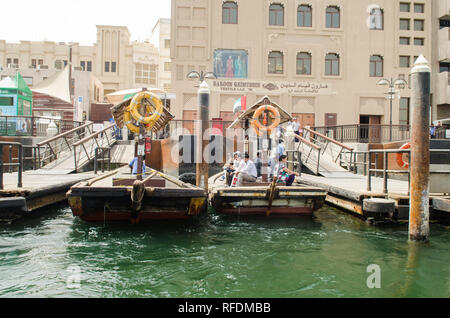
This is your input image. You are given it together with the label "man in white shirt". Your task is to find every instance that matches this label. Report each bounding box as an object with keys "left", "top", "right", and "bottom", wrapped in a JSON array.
[{"left": 235, "top": 152, "right": 257, "bottom": 186}]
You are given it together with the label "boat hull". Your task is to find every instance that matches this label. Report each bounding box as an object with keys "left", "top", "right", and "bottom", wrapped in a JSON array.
[
  {"left": 210, "top": 186, "right": 326, "bottom": 217},
  {"left": 67, "top": 186, "right": 206, "bottom": 223}
]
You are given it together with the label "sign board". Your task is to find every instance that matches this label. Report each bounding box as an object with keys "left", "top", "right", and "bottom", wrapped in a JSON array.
[
  {"left": 137, "top": 144, "right": 145, "bottom": 156},
  {"left": 78, "top": 96, "right": 83, "bottom": 103},
  {"left": 446, "top": 129, "right": 450, "bottom": 139}
]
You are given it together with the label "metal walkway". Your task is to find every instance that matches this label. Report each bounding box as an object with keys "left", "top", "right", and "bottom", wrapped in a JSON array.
[{"left": 36, "top": 122, "right": 117, "bottom": 174}]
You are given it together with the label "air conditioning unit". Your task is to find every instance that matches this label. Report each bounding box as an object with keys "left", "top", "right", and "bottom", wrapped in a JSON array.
[
  {"left": 74, "top": 66, "right": 83, "bottom": 71},
  {"left": 39, "top": 65, "right": 49, "bottom": 70},
  {"left": 8, "top": 64, "right": 19, "bottom": 69},
  {"left": 29, "top": 65, "right": 36, "bottom": 69}
]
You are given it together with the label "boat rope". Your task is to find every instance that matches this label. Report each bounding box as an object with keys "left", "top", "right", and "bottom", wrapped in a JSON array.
[{"left": 131, "top": 180, "right": 146, "bottom": 219}]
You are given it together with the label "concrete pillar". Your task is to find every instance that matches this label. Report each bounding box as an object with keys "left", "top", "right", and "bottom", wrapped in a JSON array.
[{"left": 409, "top": 55, "right": 431, "bottom": 242}]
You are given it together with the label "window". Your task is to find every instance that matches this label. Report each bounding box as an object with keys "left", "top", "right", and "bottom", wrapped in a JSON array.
[
  {"left": 176, "top": 65, "right": 184, "bottom": 81},
  {"left": 163, "top": 83, "right": 171, "bottom": 92},
  {"left": 135, "top": 63, "right": 157, "bottom": 85},
  {"left": 296, "top": 52, "right": 312, "bottom": 75},
  {"left": 6, "top": 58, "right": 11, "bottom": 65},
  {"left": 399, "top": 98, "right": 410, "bottom": 126},
  {"left": 222, "top": 1, "right": 238, "bottom": 24},
  {"left": 87, "top": 61, "right": 92, "bottom": 72},
  {"left": 369, "top": 8, "right": 383, "bottom": 30},
  {"left": 414, "top": 19, "right": 424, "bottom": 31},
  {"left": 38, "top": 59, "right": 43, "bottom": 65},
  {"left": 400, "top": 56, "right": 410, "bottom": 68},
  {"left": 105, "top": 61, "right": 110, "bottom": 72},
  {"left": 370, "top": 55, "right": 383, "bottom": 77},
  {"left": 414, "top": 3, "right": 424, "bottom": 13},
  {"left": 55, "top": 60, "right": 63, "bottom": 70},
  {"left": 164, "top": 62, "right": 171, "bottom": 72},
  {"left": 80, "top": 61, "right": 86, "bottom": 71},
  {"left": 326, "top": 6, "right": 340, "bottom": 28},
  {"left": 400, "top": 19, "right": 410, "bottom": 30},
  {"left": 414, "top": 38, "right": 424, "bottom": 46},
  {"left": 297, "top": 5, "right": 312, "bottom": 27},
  {"left": 325, "top": 53, "right": 340, "bottom": 76},
  {"left": 400, "top": 37, "right": 410, "bottom": 45},
  {"left": 164, "top": 39, "right": 170, "bottom": 49},
  {"left": 400, "top": 3, "right": 410, "bottom": 12},
  {"left": 63, "top": 60, "right": 68, "bottom": 67},
  {"left": 269, "top": 3, "right": 284, "bottom": 26},
  {"left": 31, "top": 59, "right": 37, "bottom": 66},
  {"left": 23, "top": 77, "right": 33, "bottom": 86},
  {"left": 268, "top": 51, "right": 284, "bottom": 74},
  {"left": 111, "top": 62, "right": 117, "bottom": 73}
]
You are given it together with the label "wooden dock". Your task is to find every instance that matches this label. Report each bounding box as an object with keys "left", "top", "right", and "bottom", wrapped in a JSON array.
[
  {"left": 0, "top": 170, "right": 96, "bottom": 223},
  {"left": 299, "top": 173, "right": 450, "bottom": 221}
]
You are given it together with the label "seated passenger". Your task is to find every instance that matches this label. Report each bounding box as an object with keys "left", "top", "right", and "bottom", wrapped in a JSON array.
[
  {"left": 129, "top": 155, "right": 147, "bottom": 176},
  {"left": 234, "top": 152, "right": 257, "bottom": 187},
  {"left": 277, "top": 155, "right": 299, "bottom": 186}
]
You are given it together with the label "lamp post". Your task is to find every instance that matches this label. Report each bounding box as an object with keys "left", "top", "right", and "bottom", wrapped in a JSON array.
[
  {"left": 186, "top": 71, "right": 216, "bottom": 192},
  {"left": 377, "top": 78, "right": 408, "bottom": 142}
]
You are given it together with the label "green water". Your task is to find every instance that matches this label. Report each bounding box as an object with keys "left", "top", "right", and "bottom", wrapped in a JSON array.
[{"left": 0, "top": 204, "right": 449, "bottom": 298}]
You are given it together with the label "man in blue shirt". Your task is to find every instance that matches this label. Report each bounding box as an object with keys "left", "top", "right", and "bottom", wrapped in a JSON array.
[{"left": 129, "top": 155, "right": 147, "bottom": 176}]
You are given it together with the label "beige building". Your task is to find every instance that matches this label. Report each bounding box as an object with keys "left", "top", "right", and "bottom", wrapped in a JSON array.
[
  {"left": 171, "top": 0, "right": 437, "bottom": 128},
  {"left": 433, "top": 0, "right": 450, "bottom": 121},
  {"left": 150, "top": 18, "right": 172, "bottom": 92},
  {"left": 0, "top": 24, "right": 172, "bottom": 107}
]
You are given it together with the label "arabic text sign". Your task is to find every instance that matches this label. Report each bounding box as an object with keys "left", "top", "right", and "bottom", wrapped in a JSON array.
[{"left": 212, "top": 80, "right": 332, "bottom": 95}]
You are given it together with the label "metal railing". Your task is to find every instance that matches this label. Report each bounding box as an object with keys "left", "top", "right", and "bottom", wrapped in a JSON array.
[
  {"left": 351, "top": 148, "right": 450, "bottom": 195},
  {"left": 293, "top": 133, "right": 322, "bottom": 175},
  {"left": 73, "top": 123, "right": 117, "bottom": 173},
  {"left": 36, "top": 122, "right": 94, "bottom": 168},
  {"left": 303, "top": 127, "right": 354, "bottom": 171},
  {"left": 0, "top": 115, "right": 83, "bottom": 137},
  {"left": 312, "top": 124, "right": 411, "bottom": 144},
  {"left": 93, "top": 147, "right": 112, "bottom": 174},
  {"left": 0, "top": 142, "right": 23, "bottom": 189}
]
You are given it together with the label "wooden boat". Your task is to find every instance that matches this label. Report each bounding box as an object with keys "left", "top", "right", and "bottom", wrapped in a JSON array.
[
  {"left": 67, "top": 166, "right": 206, "bottom": 223},
  {"left": 209, "top": 96, "right": 327, "bottom": 216},
  {"left": 209, "top": 173, "right": 326, "bottom": 216},
  {"left": 67, "top": 90, "right": 207, "bottom": 223}
]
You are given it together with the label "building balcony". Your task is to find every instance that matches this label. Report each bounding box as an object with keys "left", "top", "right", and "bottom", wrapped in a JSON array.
[
  {"left": 435, "top": 71, "right": 450, "bottom": 105},
  {"left": 438, "top": 27, "right": 450, "bottom": 62},
  {"left": 439, "top": 0, "right": 450, "bottom": 19}
]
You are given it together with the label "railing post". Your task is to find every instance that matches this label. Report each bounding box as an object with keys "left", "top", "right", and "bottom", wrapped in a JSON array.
[
  {"left": 37, "top": 146, "right": 41, "bottom": 169},
  {"left": 74, "top": 145, "right": 78, "bottom": 173},
  {"left": 8, "top": 145, "right": 12, "bottom": 173},
  {"left": 383, "top": 152, "right": 388, "bottom": 194},
  {"left": 366, "top": 152, "right": 371, "bottom": 192},
  {"left": 0, "top": 145, "right": 3, "bottom": 190},
  {"left": 94, "top": 148, "right": 98, "bottom": 174},
  {"left": 18, "top": 145, "right": 23, "bottom": 188},
  {"left": 363, "top": 152, "right": 367, "bottom": 176}
]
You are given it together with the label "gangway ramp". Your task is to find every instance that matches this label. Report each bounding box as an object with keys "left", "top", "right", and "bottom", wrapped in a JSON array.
[
  {"left": 36, "top": 122, "right": 117, "bottom": 174},
  {"left": 293, "top": 128, "right": 354, "bottom": 177}
]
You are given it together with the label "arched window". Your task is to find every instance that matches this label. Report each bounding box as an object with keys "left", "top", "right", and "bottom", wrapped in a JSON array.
[
  {"left": 223, "top": 1, "right": 238, "bottom": 24},
  {"left": 269, "top": 3, "right": 284, "bottom": 26},
  {"left": 297, "top": 5, "right": 312, "bottom": 27},
  {"left": 268, "top": 51, "right": 284, "bottom": 74},
  {"left": 370, "top": 55, "right": 383, "bottom": 77},
  {"left": 369, "top": 8, "right": 383, "bottom": 30},
  {"left": 325, "top": 53, "right": 339, "bottom": 76},
  {"left": 296, "top": 52, "right": 312, "bottom": 75},
  {"left": 326, "top": 6, "right": 340, "bottom": 28}
]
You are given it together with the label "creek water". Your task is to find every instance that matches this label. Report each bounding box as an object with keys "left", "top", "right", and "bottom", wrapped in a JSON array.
[{"left": 0, "top": 204, "right": 449, "bottom": 298}]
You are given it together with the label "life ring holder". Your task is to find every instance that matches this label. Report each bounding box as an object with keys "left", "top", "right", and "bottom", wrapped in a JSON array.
[
  {"left": 129, "top": 92, "right": 163, "bottom": 126},
  {"left": 396, "top": 142, "right": 411, "bottom": 169},
  {"left": 124, "top": 106, "right": 153, "bottom": 134},
  {"left": 251, "top": 105, "right": 281, "bottom": 137}
]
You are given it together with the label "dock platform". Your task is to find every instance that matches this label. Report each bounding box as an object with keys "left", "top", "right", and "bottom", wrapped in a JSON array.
[
  {"left": 299, "top": 173, "right": 450, "bottom": 221},
  {"left": 0, "top": 170, "right": 96, "bottom": 223}
]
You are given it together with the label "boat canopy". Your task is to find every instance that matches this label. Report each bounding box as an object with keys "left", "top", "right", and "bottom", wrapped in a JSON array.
[
  {"left": 110, "top": 90, "right": 174, "bottom": 132},
  {"left": 228, "top": 96, "right": 293, "bottom": 129}
]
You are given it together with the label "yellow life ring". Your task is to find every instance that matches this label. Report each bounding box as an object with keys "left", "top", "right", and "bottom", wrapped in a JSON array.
[
  {"left": 130, "top": 91, "right": 163, "bottom": 126},
  {"left": 124, "top": 106, "right": 152, "bottom": 134},
  {"left": 251, "top": 105, "right": 281, "bottom": 137}
]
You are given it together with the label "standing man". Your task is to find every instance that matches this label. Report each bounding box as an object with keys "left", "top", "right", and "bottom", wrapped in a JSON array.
[{"left": 235, "top": 153, "right": 258, "bottom": 186}]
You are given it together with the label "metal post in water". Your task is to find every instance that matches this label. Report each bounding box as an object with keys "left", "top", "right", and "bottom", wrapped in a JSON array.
[
  {"left": 196, "top": 81, "right": 210, "bottom": 194},
  {"left": 408, "top": 55, "right": 431, "bottom": 242}
]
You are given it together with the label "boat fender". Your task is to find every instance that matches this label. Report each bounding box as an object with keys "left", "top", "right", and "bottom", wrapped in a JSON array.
[
  {"left": 131, "top": 180, "right": 146, "bottom": 219},
  {"left": 396, "top": 142, "right": 411, "bottom": 169}
]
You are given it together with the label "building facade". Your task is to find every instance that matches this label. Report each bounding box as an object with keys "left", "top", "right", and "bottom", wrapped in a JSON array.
[{"left": 171, "top": 0, "right": 436, "bottom": 128}]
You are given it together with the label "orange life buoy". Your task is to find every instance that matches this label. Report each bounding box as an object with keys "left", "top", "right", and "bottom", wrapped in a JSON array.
[
  {"left": 251, "top": 105, "right": 281, "bottom": 137},
  {"left": 396, "top": 142, "right": 411, "bottom": 169}
]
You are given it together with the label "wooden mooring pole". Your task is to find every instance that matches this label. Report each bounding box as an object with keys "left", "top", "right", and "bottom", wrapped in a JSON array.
[
  {"left": 409, "top": 55, "right": 431, "bottom": 242},
  {"left": 196, "top": 81, "right": 210, "bottom": 194}
]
